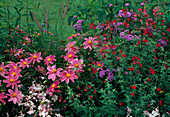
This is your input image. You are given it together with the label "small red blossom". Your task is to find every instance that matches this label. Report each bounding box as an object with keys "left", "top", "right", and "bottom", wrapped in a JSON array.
[
  {"left": 129, "top": 67, "right": 131, "bottom": 71},
  {"left": 159, "top": 100, "right": 162, "bottom": 105},
  {"left": 131, "top": 85, "right": 136, "bottom": 89},
  {"left": 113, "top": 51, "right": 115, "bottom": 54},
  {"left": 84, "top": 87, "right": 87, "bottom": 91},
  {"left": 88, "top": 85, "right": 92, "bottom": 88},
  {"left": 122, "top": 54, "right": 126, "bottom": 57},
  {"left": 132, "top": 67, "right": 135, "bottom": 71},
  {"left": 94, "top": 90, "right": 96, "bottom": 93},
  {"left": 90, "top": 95, "right": 93, "bottom": 99},
  {"left": 150, "top": 68, "right": 155, "bottom": 75},
  {"left": 120, "top": 102, "right": 123, "bottom": 106},
  {"left": 157, "top": 88, "right": 161, "bottom": 92},
  {"left": 131, "top": 92, "right": 134, "bottom": 96},
  {"left": 148, "top": 77, "right": 151, "bottom": 81}
]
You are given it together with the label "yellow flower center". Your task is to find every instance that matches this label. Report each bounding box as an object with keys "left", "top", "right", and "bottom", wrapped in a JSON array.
[
  {"left": 52, "top": 69, "right": 57, "bottom": 73},
  {"left": 14, "top": 66, "right": 17, "bottom": 69},
  {"left": 12, "top": 72, "right": 16, "bottom": 76},
  {"left": 23, "top": 62, "right": 27, "bottom": 65},
  {"left": 47, "top": 58, "right": 51, "bottom": 62},
  {"left": 58, "top": 86, "right": 61, "bottom": 88},
  {"left": 134, "top": 15, "right": 137, "bottom": 18},
  {"left": 33, "top": 55, "right": 37, "bottom": 59},
  {"left": 18, "top": 51, "right": 21, "bottom": 53},
  {"left": 10, "top": 79, "right": 14, "bottom": 83},
  {"left": 12, "top": 93, "right": 17, "bottom": 97},
  {"left": 88, "top": 40, "right": 92, "bottom": 44},
  {"left": 0, "top": 67, "right": 3, "bottom": 72},
  {"left": 75, "top": 64, "right": 79, "bottom": 68},
  {"left": 98, "top": 64, "right": 101, "bottom": 67},
  {"left": 71, "top": 34, "right": 75, "bottom": 37},
  {"left": 68, "top": 54, "right": 72, "bottom": 58},
  {"left": 105, "top": 45, "right": 109, "bottom": 47},
  {"left": 52, "top": 84, "right": 55, "bottom": 88},
  {"left": 66, "top": 73, "right": 71, "bottom": 78},
  {"left": 70, "top": 45, "right": 74, "bottom": 48}
]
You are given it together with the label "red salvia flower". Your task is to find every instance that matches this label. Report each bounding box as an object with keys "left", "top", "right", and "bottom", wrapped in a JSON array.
[
  {"left": 129, "top": 67, "right": 131, "bottom": 71},
  {"left": 131, "top": 92, "right": 134, "bottom": 96},
  {"left": 159, "top": 100, "right": 162, "bottom": 105},
  {"left": 150, "top": 68, "right": 155, "bottom": 75},
  {"left": 122, "top": 54, "right": 126, "bottom": 57},
  {"left": 90, "top": 95, "right": 93, "bottom": 99},
  {"left": 157, "top": 88, "right": 161, "bottom": 92},
  {"left": 113, "top": 51, "right": 115, "bottom": 54},
  {"left": 120, "top": 102, "right": 123, "bottom": 106},
  {"left": 132, "top": 66, "right": 135, "bottom": 71},
  {"left": 148, "top": 77, "right": 151, "bottom": 81}
]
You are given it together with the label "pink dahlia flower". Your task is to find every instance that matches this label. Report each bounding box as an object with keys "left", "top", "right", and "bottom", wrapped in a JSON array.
[
  {"left": 64, "top": 51, "right": 77, "bottom": 62},
  {"left": 8, "top": 68, "right": 22, "bottom": 79},
  {"left": 59, "top": 69, "right": 78, "bottom": 84},
  {"left": 0, "top": 92, "right": 7, "bottom": 104},
  {"left": 65, "top": 41, "right": 76, "bottom": 52},
  {"left": 6, "top": 88, "right": 23, "bottom": 104},
  {"left": 3, "top": 76, "right": 20, "bottom": 89},
  {"left": 44, "top": 55, "right": 56, "bottom": 66},
  {"left": 47, "top": 65, "right": 63, "bottom": 81},
  {"left": 68, "top": 59, "right": 84, "bottom": 69},
  {"left": 49, "top": 80, "right": 60, "bottom": 92},
  {"left": 83, "top": 37, "right": 97, "bottom": 50},
  {"left": 19, "top": 58, "right": 31, "bottom": 69},
  {"left": 15, "top": 48, "right": 25, "bottom": 56},
  {"left": 96, "top": 61, "right": 104, "bottom": 70},
  {"left": 0, "top": 62, "right": 7, "bottom": 77},
  {"left": 29, "top": 52, "right": 42, "bottom": 64}
]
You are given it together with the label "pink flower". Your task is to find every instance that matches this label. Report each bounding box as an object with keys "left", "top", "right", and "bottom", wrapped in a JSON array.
[
  {"left": 96, "top": 61, "right": 104, "bottom": 70},
  {"left": 65, "top": 41, "right": 76, "bottom": 52},
  {"left": 0, "top": 92, "right": 7, "bottom": 104},
  {"left": 49, "top": 80, "right": 60, "bottom": 92},
  {"left": 3, "top": 76, "right": 20, "bottom": 89},
  {"left": 6, "top": 88, "right": 23, "bottom": 104},
  {"left": 35, "top": 65, "right": 46, "bottom": 75},
  {"left": 64, "top": 51, "right": 77, "bottom": 62},
  {"left": 7, "top": 62, "right": 21, "bottom": 71},
  {"left": 29, "top": 52, "right": 42, "bottom": 64},
  {"left": 19, "top": 58, "right": 31, "bottom": 69},
  {"left": 83, "top": 37, "right": 97, "bottom": 50},
  {"left": 44, "top": 55, "right": 56, "bottom": 66},
  {"left": 68, "top": 59, "right": 84, "bottom": 69},
  {"left": 59, "top": 69, "right": 78, "bottom": 84},
  {"left": 47, "top": 65, "right": 63, "bottom": 81},
  {"left": 0, "top": 62, "right": 7, "bottom": 77},
  {"left": 0, "top": 80, "right": 1, "bottom": 86},
  {"left": 8, "top": 68, "right": 22, "bottom": 79},
  {"left": 15, "top": 48, "right": 25, "bottom": 56}
]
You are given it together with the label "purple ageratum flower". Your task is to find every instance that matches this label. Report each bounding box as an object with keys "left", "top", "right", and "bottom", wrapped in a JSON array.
[
  {"left": 77, "top": 20, "right": 84, "bottom": 24},
  {"left": 117, "top": 22, "right": 123, "bottom": 26},
  {"left": 77, "top": 24, "right": 82, "bottom": 31},
  {"left": 159, "top": 39, "right": 167, "bottom": 47},
  {"left": 118, "top": 10, "right": 124, "bottom": 17},
  {"left": 126, "top": 12, "right": 131, "bottom": 17},
  {"left": 99, "top": 70, "right": 106, "bottom": 78},
  {"left": 97, "top": 23, "right": 104, "bottom": 30},
  {"left": 108, "top": 72, "right": 114, "bottom": 81},
  {"left": 126, "top": 34, "right": 134, "bottom": 41},
  {"left": 125, "top": 72, "right": 128, "bottom": 75},
  {"left": 74, "top": 16, "right": 77, "bottom": 19},
  {"left": 125, "top": 3, "right": 129, "bottom": 6},
  {"left": 120, "top": 32, "right": 125, "bottom": 39},
  {"left": 140, "top": 3, "right": 144, "bottom": 6},
  {"left": 109, "top": 4, "right": 113, "bottom": 7}
]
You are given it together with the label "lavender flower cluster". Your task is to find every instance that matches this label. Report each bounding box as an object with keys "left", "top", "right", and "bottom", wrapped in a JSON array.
[
  {"left": 120, "top": 30, "right": 140, "bottom": 41},
  {"left": 73, "top": 20, "right": 84, "bottom": 31},
  {"left": 99, "top": 68, "right": 118, "bottom": 81},
  {"left": 158, "top": 39, "right": 167, "bottom": 47}
]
